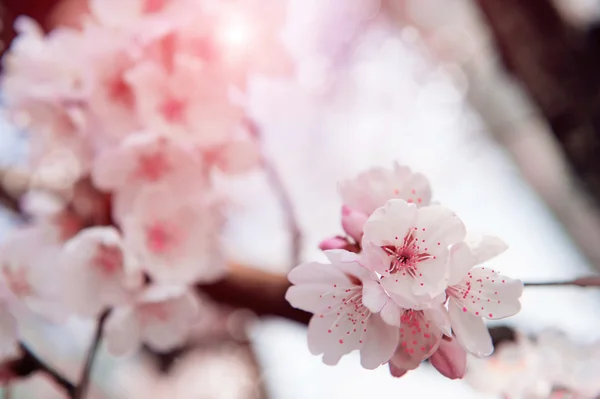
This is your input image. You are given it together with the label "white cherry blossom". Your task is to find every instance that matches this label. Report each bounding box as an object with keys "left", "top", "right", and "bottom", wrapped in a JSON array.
[
  {"left": 122, "top": 185, "right": 226, "bottom": 284},
  {"left": 338, "top": 162, "right": 432, "bottom": 217},
  {"left": 59, "top": 227, "right": 144, "bottom": 317},
  {"left": 286, "top": 250, "right": 399, "bottom": 369},
  {"left": 104, "top": 285, "right": 200, "bottom": 356},
  {"left": 446, "top": 237, "right": 523, "bottom": 357},
  {"left": 361, "top": 199, "right": 466, "bottom": 305}
]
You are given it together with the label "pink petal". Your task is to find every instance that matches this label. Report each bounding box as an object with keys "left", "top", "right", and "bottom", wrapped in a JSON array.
[
  {"left": 318, "top": 237, "right": 348, "bottom": 251},
  {"left": 467, "top": 234, "right": 509, "bottom": 264},
  {"left": 361, "top": 280, "right": 388, "bottom": 313},
  {"left": 341, "top": 205, "right": 368, "bottom": 242},
  {"left": 447, "top": 242, "right": 476, "bottom": 286},
  {"left": 430, "top": 338, "right": 467, "bottom": 379},
  {"left": 105, "top": 307, "right": 141, "bottom": 356},
  {"left": 360, "top": 314, "right": 399, "bottom": 369}
]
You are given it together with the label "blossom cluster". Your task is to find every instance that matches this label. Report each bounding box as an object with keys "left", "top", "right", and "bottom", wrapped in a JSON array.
[
  {"left": 466, "top": 330, "right": 600, "bottom": 399},
  {"left": 0, "top": 0, "right": 288, "bottom": 359},
  {"left": 286, "top": 163, "right": 524, "bottom": 378}
]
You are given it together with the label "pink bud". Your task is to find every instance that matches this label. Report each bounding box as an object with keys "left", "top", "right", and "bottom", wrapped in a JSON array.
[
  {"left": 430, "top": 337, "right": 466, "bottom": 380},
  {"left": 341, "top": 205, "right": 368, "bottom": 242},
  {"left": 388, "top": 362, "right": 408, "bottom": 378},
  {"left": 318, "top": 236, "right": 349, "bottom": 251}
]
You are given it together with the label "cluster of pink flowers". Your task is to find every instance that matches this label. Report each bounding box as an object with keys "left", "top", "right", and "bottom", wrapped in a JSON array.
[
  {"left": 0, "top": 0, "right": 288, "bottom": 360},
  {"left": 467, "top": 330, "right": 600, "bottom": 398},
  {"left": 286, "top": 163, "right": 524, "bottom": 378}
]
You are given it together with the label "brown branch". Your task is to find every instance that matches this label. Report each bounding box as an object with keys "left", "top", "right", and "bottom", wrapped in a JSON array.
[
  {"left": 73, "top": 309, "right": 109, "bottom": 399},
  {"left": 472, "top": 0, "right": 600, "bottom": 206},
  {"left": 245, "top": 118, "right": 303, "bottom": 269},
  {"left": 4, "top": 343, "right": 75, "bottom": 397}
]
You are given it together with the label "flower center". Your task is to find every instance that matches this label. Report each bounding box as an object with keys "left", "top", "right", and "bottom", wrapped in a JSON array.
[
  {"left": 145, "top": 222, "right": 176, "bottom": 254},
  {"left": 134, "top": 151, "right": 171, "bottom": 182},
  {"left": 92, "top": 244, "right": 123, "bottom": 276},
  {"left": 381, "top": 232, "right": 431, "bottom": 277},
  {"left": 160, "top": 97, "right": 186, "bottom": 123}
]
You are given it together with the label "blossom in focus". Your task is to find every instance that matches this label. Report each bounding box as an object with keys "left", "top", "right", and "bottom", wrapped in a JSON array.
[
  {"left": 286, "top": 250, "right": 399, "bottom": 369},
  {"left": 122, "top": 185, "right": 226, "bottom": 284},
  {"left": 59, "top": 227, "right": 144, "bottom": 317},
  {"left": 446, "top": 237, "right": 523, "bottom": 357},
  {"left": 104, "top": 285, "right": 199, "bottom": 356},
  {"left": 361, "top": 199, "right": 466, "bottom": 305},
  {"left": 379, "top": 292, "right": 451, "bottom": 372}
]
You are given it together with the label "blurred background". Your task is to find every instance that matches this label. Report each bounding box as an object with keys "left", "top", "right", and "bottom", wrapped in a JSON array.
[{"left": 2, "top": 0, "right": 600, "bottom": 398}]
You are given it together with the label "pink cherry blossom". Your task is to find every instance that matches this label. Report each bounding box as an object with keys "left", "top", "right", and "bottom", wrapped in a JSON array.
[
  {"left": 125, "top": 54, "right": 243, "bottom": 147},
  {"left": 122, "top": 185, "right": 226, "bottom": 284},
  {"left": 361, "top": 199, "right": 466, "bottom": 305},
  {"left": 286, "top": 250, "right": 399, "bottom": 369},
  {"left": 91, "top": 131, "right": 206, "bottom": 221},
  {"left": 59, "top": 227, "right": 144, "bottom": 317},
  {"left": 104, "top": 285, "right": 200, "bottom": 356},
  {"left": 446, "top": 237, "right": 523, "bottom": 357},
  {"left": 0, "top": 227, "right": 67, "bottom": 323},
  {"left": 338, "top": 162, "right": 432, "bottom": 217},
  {"left": 378, "top": 293, "right": 451, "bottom": 372}
]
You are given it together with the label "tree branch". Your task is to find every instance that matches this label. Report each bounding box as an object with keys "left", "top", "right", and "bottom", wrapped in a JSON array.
[
  {"left": 472, "top": 0, "right": 600, "bottom": 206},
  {"left": 73, "top": 309, "right": 109, "bottom": 399},
  {"left": 245, "top": 118, "right": 303, "bottom": 269},
  {"left": 4, "top": 343, "right": 75, "bottom": 397}
]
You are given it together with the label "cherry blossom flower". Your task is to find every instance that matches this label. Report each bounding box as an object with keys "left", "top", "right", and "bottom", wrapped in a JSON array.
[
  {"left": 122, "top": 185, "right": 226, "bottom": 284},
  {"left": 125, "top": 54, "right": 243, "bottom": 147},
  {"left": 0, "top": 227, "right": 67, "bottom": 323},
  {"left": 446, "top": 237, "right": 522, "bottom": 357},
  {"left": 361, "top": 199, "right": 466, "bottom": 305},
  {"left": 378, "top": 293, "right": 451, "bottom": 372},
  {"left": 465, "top": 333, "right": 553, "bottom": 398},
  {"left": 338, "top": 162, "right": 432, "bottom": 217},
  {"left": 59, "top": 227, "right": 144, "bottom": 317},
  {"left": 429, "top": 337, "right": 467, "bottom": 380},
  {"left": 91, "top": 131, "right": 206, "bottom": 220},
  {"left": 104, "top": 285, "right": 200, "bottom": 356},
  {"left": 286, "top": 250, "right": 399, "bottom": 369}
]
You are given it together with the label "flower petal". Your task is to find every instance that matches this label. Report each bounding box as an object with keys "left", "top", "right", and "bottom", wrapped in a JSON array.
[
  {"left": 466, "top": 234, "right": 508, "bottom": 264},
  {"left": 459, "top": 267, "right": 523, "bottom": 320},
  {"left": 361, "top": 280, "right": 388, "bottom": 313},
  {"left": 448, "top": 242, "right": 476, "bottom": 286},
  {"left": 429, "top": 337, "right": 467, "bottom": 380},
  {"left": 448, "top": 299, "right": 493, "bottom": 357},
  {"left": 307, "top": 312, "right": 361, "bottom": 365},
  {"left": 105, "top": 307, "right": 141, "bottom": 356},
  {"left": 360, "top": 314, "right": 399, "bottom": 369}
]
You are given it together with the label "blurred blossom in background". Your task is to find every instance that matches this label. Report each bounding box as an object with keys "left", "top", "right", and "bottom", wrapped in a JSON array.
[{"left": 1, "top": 0, "right": 600, "bottom": 398}]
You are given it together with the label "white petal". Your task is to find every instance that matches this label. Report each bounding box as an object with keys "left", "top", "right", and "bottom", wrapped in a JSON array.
[
  {"left": 380, "top": 299, "right": 402, "bottom": 327},
  {"left": 362, "top": 199, "right": 417, "bottom": 248},
  {"left": 459, "top": 267, "right": 523, "bottom": 319},
  {"left": 361, "top": 280, "right": 388, "bottom": 313},
  {"left": 423, "top": 305, "right": 452, "bottom": 337},
  {"left": 448, "top": 242, "right": 476, "bottom": 286},
  {"left": 466, "top": 234, "right": 509, "bottom": 264},
  {"left": 287, "top": 261, "right": 349, "bottom": 286},
  {"left": 285, "top": 284, "right": 341, "bottom": 313},
  {"left": 105, "top": 307, "right": 141, "bottom": 357},
  {"left": 360, "top": 314, "right": 399, "bottom": 369},
  {"left": 307, "top": 312, "right": 360, "bottom": 365},
  {"left": 448, "top": 300, "right": 493, "bottom": 357},
  {"left": 413, "top": 205, "right": 466, "bottom": 249}
]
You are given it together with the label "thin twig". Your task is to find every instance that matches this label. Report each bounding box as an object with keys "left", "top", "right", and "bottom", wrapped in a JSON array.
[
  {"left": 524, "top": 275, "right": 600, "bottom": 287},
  {"left": 7, "top": 343, "right": 75, "bottom": 397},
  {"left": 245, "top": 118, "right": 303, "bottom": 268},
  {"left": 73, "top": 309, "right": 110, "bottom": 399}
]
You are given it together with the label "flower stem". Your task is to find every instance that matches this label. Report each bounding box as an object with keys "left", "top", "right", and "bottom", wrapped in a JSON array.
[
  {"left": 245, "top": 118, "right": 303, "bottom": 268},
  {"left": 73, "top": 309, "right": 110, "bottom": 399}
]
